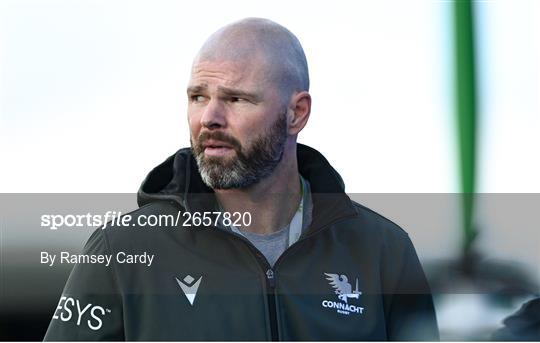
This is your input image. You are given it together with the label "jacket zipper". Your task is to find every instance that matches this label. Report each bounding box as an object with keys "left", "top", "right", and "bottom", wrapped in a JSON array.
[{"left": 265, "top": 269, "right": 279, "bottom": 341}]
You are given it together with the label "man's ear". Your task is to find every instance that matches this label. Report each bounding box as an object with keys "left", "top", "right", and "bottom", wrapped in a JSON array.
[{"left": 287, "top": 91, "right": 311, "bottom": 135}]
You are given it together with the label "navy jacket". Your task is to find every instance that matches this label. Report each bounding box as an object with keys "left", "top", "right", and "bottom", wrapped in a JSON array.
[{"left": 44, "top": 144, "right": 439, "bottom": 341}]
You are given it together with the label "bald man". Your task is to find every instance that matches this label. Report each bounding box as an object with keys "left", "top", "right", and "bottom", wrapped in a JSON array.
[{"left": 44, "top": 18, "right": 439, "bottom": 341}]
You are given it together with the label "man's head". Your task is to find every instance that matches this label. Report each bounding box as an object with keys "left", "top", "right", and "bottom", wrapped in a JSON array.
[{"left": 188, "top": 18, "right": 311, "bottom": 189}]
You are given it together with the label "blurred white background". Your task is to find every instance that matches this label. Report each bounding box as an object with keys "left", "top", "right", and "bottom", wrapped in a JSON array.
[
  {"left": 1, "top": 0, "right": 456, "bottom": 193},
  {"left": 1, "top": 1, "right": 538, "bottom": 194}
]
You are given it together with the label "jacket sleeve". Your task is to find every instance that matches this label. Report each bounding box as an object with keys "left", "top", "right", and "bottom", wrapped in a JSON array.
[
  {"left": 383, "top": 234, "right": 439, "bottom": 341},
  {"left": 43, "top": 229, "right": 124, "bottom": 341}
]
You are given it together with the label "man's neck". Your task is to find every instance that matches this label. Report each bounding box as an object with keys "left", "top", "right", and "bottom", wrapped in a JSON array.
[{"left": 214, "top": 149, "right": 301, "bottom": 235}]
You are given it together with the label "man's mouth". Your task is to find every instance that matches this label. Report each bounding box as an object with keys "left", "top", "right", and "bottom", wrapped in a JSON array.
[{"left": 202, "top": 140, "right": 234, "bottom": 157}]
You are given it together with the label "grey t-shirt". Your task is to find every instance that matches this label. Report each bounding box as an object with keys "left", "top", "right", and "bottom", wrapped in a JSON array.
[
  {"left": 240, "top": 226, "right": 290, "bottom": 266},
  {"left": 221, "top": 176, "right": 313, "bottom": 267}
]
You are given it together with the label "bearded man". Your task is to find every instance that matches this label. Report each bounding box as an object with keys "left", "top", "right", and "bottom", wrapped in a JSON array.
[{"left": 45, "top": 18, "right": 439, "bottom": 341}]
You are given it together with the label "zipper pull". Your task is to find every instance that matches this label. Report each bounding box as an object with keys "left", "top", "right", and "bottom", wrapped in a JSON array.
[{"left": 266, "top": 269, "right": 276, "bottom": 288}]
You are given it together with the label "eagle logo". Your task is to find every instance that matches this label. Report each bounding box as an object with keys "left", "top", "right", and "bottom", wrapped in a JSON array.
[{"left": 324, "top": 273, "right": 362, "bottom": 303}]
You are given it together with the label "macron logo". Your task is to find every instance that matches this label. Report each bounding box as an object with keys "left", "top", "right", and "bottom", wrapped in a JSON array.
[{"left": 175, "top": 275, "right": 202, "bottom": 306}]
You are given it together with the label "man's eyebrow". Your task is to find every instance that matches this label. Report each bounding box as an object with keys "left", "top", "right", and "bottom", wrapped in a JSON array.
[
  {"left": 187, "top": 85, "right": 208, "bottom": 94},
  {"left": 217, "top": 86, "right": 262, "bottom": 102}
]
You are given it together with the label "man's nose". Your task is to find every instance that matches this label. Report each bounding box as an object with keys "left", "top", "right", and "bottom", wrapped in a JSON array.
[{"left": 200, "top": 99, "right": 226, "bottom": 129}]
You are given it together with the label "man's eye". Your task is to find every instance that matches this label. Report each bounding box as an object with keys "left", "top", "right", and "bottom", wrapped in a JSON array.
[
  {"left": 230, "top": 97, "right": 245, "bottom": 103},
  {"left": 190, "top": 95, "right": 206, "bottom": 102}
]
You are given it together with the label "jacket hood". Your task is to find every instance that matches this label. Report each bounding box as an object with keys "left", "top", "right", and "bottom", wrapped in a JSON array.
[{"left": 137, "top": 144, "right": 355, "bottom": 230}]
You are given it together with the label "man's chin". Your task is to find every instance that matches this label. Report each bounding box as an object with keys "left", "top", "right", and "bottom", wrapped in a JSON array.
[
  {"left": 202, "top": 154, "right": 236, "bottom": 166},
  {"left": 199, "top": 155, "right": 239, "bottom": 176}
]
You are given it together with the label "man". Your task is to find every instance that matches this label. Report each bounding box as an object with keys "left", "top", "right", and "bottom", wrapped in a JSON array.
[
  {"left": 45, "top": 18, "right": 439, "bottom": 340},
  {"left": 492, "top": 297, "right": 540, "bottom": 341}
]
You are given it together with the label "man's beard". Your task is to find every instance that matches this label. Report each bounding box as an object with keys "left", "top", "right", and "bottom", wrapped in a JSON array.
[{"left": 191, "top": 111, "right": 288, "bottom": 189}]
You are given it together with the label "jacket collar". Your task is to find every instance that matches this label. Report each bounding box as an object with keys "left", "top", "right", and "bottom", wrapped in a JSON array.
[{"left": 138, "top": 144, "right": 356, "bottom": 233}]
